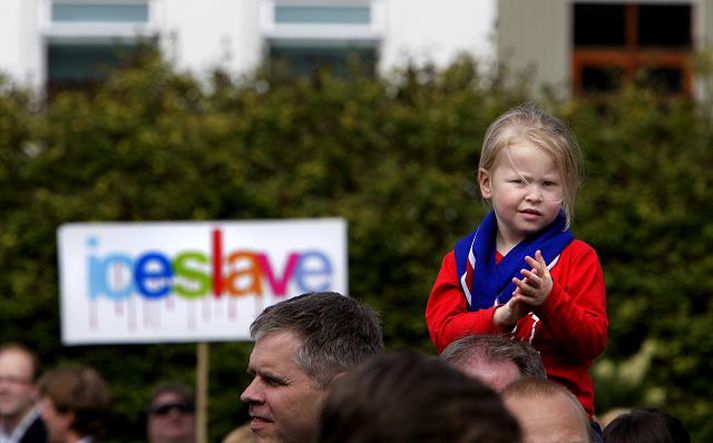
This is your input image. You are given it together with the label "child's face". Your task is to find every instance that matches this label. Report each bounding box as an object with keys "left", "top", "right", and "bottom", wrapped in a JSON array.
[{"left": 479, "top": 140, "right": 563, "bottom": 249}]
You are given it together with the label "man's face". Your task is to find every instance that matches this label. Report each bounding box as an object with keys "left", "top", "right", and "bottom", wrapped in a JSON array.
[
  {"left": 148, "top": 392, "right": 196, "bottom": 443},
  {"left": 504, "top": 393, "right": 590, "bottom": 443},
  {"left": 240, "top": 331, "right": 329, "bottom": 443},
  {"left": 147, "top": 392, "right": 196, "bottom": 443},
  {"left": 0, "top": 350, "right": 36, "bottom": 420}
]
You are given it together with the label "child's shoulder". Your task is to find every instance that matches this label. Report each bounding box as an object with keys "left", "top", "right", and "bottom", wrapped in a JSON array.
[{"left": 564, "top": 239, "right": 601, "bottom": 260}]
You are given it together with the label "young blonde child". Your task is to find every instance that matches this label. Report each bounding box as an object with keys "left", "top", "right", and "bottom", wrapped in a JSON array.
[{"left": 426, "top": 103, "right": 608, "bottom": 419}]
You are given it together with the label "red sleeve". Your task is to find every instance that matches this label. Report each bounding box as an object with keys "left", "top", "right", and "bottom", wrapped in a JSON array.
[
  {"left": 534, "top": 240, "right": 608, "bottom": 361},
  {"left": 425, "top": 250, "right": 506, "bottom": 353}
]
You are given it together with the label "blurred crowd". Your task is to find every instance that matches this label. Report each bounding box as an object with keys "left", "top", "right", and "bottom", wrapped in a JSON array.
[{"left": 0, "top": 291, "right": 690, "bottom": 443}]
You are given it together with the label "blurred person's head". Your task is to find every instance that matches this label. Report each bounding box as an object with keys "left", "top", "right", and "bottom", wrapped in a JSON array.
[
  {"left": 503, "top": 377, "right": 591, "bottom": 443},
  {"left": 318, "top": 349, "right": 521, "bottom": 443},
  {"left": 38, "top": 366, "right": 110, "bottom": 443},
  {"left": 0, "top": 343, "right": 41, "bottom": 432},
  {"left": 441, "top": 334, "right": 546, "bottom": 391},
  {"left": 240, "top": 292, "right": 383, "bottom": 443},
  {"left": 602, "top": 408, "right": 689, "bottom": 443},
  {"left": 597, "top": 407, "right": 630, "bottom": 429},
  {"left": 147, "top": 383, "right": 196, "bottom": 443}
]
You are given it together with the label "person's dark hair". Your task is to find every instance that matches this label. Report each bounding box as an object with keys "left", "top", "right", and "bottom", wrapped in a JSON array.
[
  {"left": 440, "top": 334, "right": 547, "bottom": 380},
  {"left": 147, "top": 382, "right": 195, "bottom": 414},
  {"left": 317, "top": 349, "right": 521, "bottom": 443},
  {"left": 250, "top": 291, "right": 383, "bottom": 388},
  {"left": 0, "top": 342, "right": 41, "bottom": 382},
  {"left": 38, "top": 366, "right": 111, "bottom": 438},
  {"left": 602, "top": 408, "right": 690, "bottom": 443}
]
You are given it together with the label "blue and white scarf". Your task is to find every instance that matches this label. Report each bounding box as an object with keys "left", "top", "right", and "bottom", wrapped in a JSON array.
[{"left": 454, "top": 210, "right": 573, "bottom": 311}]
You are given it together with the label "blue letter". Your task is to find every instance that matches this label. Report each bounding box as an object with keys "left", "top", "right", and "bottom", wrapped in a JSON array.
[
  {"left": 89, "top": 253, "right": 135, "bottom": 300},
  {"left": 134, "top": 252, "right": 173, "bottom": 299},
  {"left": 294, "top": 251, "right": 332, "bottom": 292}
]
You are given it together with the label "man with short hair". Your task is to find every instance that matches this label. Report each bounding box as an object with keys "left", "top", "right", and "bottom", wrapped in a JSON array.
[
  {"left": 440, "top": 334, "right": 546, "bottom": 391},
  {"left": 502, "top": 377, "right": 592, "bottom": 443},
  {"left": 0, "top": 343, "right": 47, "bottom": 443},
  {"left": 240, "top": 291, "right": 383, "bottom": 443},
  {"left": 147, "top": 383, "right": 196, "bottom": 443}
]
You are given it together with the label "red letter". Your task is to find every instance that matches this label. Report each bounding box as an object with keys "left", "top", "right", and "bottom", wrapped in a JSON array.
[
  {"left": 257, "top": 253, "right": 299, "bottom": 297},
  {"left": 212, "top": 228, "right": 223, "bottom": 297}
]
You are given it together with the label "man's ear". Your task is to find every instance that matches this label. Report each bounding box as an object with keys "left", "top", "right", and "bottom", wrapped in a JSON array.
[
  {"left": 478, "top": 168, "right": 492, "bottom": 199},
  {"left": 325, "top": 371, "right": 348, "bottom": 389},
  {"left": 331, "top": 371, "right": 348, "bottom": 383}
]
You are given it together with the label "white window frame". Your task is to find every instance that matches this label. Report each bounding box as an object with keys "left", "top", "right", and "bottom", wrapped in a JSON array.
[{"left": 40, "top": 0, "right": 160, "bottom": 44}]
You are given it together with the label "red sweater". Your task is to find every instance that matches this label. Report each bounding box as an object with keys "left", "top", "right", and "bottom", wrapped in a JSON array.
[{"left": 426, "top": 239, "right": 608, "bottom": 417}]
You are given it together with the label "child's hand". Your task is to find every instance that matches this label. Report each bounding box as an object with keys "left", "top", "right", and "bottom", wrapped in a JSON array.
[
  {"left": 511, "top": 250, "right": 553, "bottom": 307},
  {"left": 494, "top": 294, "right": 530, "bottom": 328}
]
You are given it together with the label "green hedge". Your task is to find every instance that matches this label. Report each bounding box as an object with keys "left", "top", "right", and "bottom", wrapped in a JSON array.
[{"left": 1, "top": 53, "right": 712, "bottom": 442}]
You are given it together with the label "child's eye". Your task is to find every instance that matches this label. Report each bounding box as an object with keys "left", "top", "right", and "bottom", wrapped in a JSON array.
[{"left": 543, "top": 181, "right": 557, "bottom": 187}]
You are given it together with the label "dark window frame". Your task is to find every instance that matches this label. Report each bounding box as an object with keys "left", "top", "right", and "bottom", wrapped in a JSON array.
[{"left": 572, "top": 3, "right": 693, "bottom": 95}]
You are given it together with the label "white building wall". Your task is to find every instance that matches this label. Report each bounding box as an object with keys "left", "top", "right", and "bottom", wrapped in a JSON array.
[
  {"left": 380, "top": 0, "right": 496, "bottom": 73},
  {"left": 0, "top": 0, "right": 497, "bottom": 90},
  {"left": 158, "top": 0, "right": 263, "bottom": 77},
  {"left": 0, "top": 0, "right": 43, "bottom": 89}
]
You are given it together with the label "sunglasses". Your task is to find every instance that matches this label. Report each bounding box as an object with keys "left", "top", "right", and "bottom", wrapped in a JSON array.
[{"left": 150, "top": 402, "right": 194, "bottom": 416}]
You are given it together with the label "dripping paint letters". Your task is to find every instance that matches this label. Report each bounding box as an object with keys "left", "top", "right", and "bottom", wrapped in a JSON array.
[{"left": 57, "top": 219, "right": 347, "bottom": 345}]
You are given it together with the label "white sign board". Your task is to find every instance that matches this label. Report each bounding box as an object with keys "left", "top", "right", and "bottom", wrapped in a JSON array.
[{"left": 57, "top": 219, "right": 347, "bottom": 345}]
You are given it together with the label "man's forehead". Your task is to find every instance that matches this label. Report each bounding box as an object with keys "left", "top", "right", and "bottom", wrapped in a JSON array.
[
  {"left": 152, "top": 391, "right": 186, "bottom": 405},
  {"left": 249, "top": 331, "right": 303, "bottom": 368},
  {"left": 462, "top": 354, "right": 519, "bottom": 371},
  {"left": 0, "top": 349, "right": 34, "bottom": 374}
]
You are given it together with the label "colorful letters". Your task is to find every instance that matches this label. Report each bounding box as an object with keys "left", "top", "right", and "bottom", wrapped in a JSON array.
[{"left": 88, "top": 229, "right": 334, "bottom": 300}]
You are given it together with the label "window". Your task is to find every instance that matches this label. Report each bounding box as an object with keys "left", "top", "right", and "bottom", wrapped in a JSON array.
[
  {"left": 270, "top": 39, "right": 377, "bottom": 77},
  {"left": 52, "top": 2, "right": 149, "bottom": 22},
  {"left": 261, "top": 1, "right": 383, "bottom": 77},
  {"left": 572, "top": 2, "right": 693, "bottom": 94},
  {"left": 274, "top": 5, "right": 371, "bottom": 24},
  {"left": 43, "top": 0, "right": 156, "bottom": 96},
  {"left": 47, "top": 42, "right": 146, "bottom": 95}
]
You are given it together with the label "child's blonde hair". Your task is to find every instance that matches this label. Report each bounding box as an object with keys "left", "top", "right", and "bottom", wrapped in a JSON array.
[{"left": 478, "top": 102, "right": 582, "bottom": 227}]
